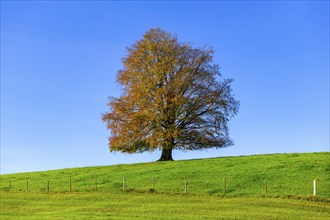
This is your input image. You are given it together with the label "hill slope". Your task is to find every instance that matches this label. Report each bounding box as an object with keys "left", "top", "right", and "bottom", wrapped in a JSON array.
[
  {"left": 1, "top": 152, "right": 329, "bottom": 198},
  {"left": 1, "top": 192, "right": 330, "bottom": 219}
]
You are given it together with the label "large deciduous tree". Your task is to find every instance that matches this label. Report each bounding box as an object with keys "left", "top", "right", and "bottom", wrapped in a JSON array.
[{"left": 102, "top": 28, "right": 239, "bottom": 161}]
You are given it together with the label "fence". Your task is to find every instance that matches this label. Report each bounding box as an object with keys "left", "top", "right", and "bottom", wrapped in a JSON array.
[{"left": 2, "top": 177, "right": 321, "bottom": 198}]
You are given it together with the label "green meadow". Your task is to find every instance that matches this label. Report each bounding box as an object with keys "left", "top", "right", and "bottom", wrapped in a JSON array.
[
  {"left": 1, "top": 192, "right": 330, "bottom": 219},
  {"left": 1, "top": 152, "right": 329, "bottom": 219}
]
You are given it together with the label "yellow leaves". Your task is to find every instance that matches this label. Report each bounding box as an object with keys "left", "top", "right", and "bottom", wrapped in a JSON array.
[
  {"left": 103, "top": 28, "right": 239, "bottom": 154},
  {"left": 149, "top": 140, "right": 155, "bottom": 150}
]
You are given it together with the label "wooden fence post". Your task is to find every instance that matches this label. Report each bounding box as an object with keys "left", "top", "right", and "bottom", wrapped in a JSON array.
[
  {"left": 26, "top": 180, "right": 29, "bottom": 191},
  {"left": 69, "top": 178, "right": 72, "bottom": 192},
  {"left": 152, "top": 177, "right": 155, "bottom": 191},
  {"left": 264, "top": 178, "right": 267, "bottom": 196},
  {"left": 123, "top": 177, "right": 126, "bottom": 191},
  {"left": 184, "top": 180, "right": 187, "bottom": 194},
  {"left": 47, "top": 180, "right": 49, "bottom": 193},
  {"left": 9, "top": 180, "right": 11, "bottom": 191},
  {"left": 95, "top": 176, "right": 98, "bottom": 191},
  {"left": 223, "top": 177, "right": 226, "bottom": 195}
]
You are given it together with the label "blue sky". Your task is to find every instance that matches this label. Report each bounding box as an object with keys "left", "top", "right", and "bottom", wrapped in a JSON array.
[{"left": 1, "top": 1, "right": 329, "bottom": 174}]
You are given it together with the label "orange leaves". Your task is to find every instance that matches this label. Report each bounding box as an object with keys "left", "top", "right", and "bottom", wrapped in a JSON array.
[{"left": 103, "top": 28, "right": 239, "bottom": 154}]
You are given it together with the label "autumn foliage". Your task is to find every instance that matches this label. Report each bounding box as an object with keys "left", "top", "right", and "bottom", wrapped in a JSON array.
[{"left": 102, "top": 28, "right": 239, "bottom": 161}]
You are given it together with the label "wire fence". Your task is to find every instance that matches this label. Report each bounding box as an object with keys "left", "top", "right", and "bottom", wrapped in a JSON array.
[{"left": 1, "top": 176, "right": 324, "bottom": 199}]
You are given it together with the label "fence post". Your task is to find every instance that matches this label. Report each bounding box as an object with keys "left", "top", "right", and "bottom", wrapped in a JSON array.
[
  {"left": 223, "top": 177, "right": 226, "bottom": 195},
  {"left": 123, "top": 177, "right": 126, "bottom": 191},
  {"left": 264, "top": 178, "right": 267, "bottom": 196},
  {"left": 152, "top": 177, "right": 155, "bottom": 191},
  {"left": 47, "top": 180, "right": 49, "bottom": 193},
  {"left": 313, "top": 179, "right": 316, "bottom": 196},
  {"left": 69, "top": 178, "right": 72, "bottom": 192},
  {"left": 26, "top": 180, "right": 29, "bottom": 191},
  {"left": 95, "top": 176, "right": 98, "bottom": 191},
  {"left": 184, "top": 180, "right": 187, "bottom": 194},
  {"left": 9, "top": 180, "right": 11, "bottom": 191}
]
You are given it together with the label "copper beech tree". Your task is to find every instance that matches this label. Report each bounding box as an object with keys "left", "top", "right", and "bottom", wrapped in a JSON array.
[{"left": 102, "top": 28, "right": 239, "bottom": 161}]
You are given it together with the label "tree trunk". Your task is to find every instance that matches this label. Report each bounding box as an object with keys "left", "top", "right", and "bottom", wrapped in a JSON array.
[{"left": 158, "top": 148, "right": 174, "bottom": 161}]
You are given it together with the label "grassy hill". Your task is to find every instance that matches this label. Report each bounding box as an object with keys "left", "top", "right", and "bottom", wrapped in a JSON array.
[
  {"left": 1, "top": 152, "right": 329, "bottom": 197},
  {"left": 1, "top": 152, "right": 330, "bottom": 219},
  {"left": 1, "top": 191, "right": 330, "bottom": 219}
]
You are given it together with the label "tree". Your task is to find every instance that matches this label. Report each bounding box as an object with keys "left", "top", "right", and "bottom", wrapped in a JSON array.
[{"left": 102, "top": 28, "right": 239, "bottom": 161}]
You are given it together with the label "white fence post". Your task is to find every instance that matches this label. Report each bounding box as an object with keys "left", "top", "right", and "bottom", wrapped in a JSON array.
[{"left": 313, "top": 179, "right": 316, "bottom": 196}]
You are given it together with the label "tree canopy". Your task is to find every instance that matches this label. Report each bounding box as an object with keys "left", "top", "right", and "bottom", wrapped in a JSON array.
[{"left": 102, "top": 28, "right": 239, "bottom": 161}]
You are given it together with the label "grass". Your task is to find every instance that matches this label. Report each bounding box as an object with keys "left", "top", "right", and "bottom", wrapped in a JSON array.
[
  {"left": 1, "top": 192, "right": 330, "bottom": 219},
  {"left": 1, "top": 152, "right": 329, "bottom": 197},
  {"left": 1, "top": 152, "right": 329, "bottom": 219}
]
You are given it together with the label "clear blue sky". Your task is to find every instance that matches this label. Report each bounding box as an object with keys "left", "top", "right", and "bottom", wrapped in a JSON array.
[{"left": 1, "top": 1, "right": 329, "bottom": 174}]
